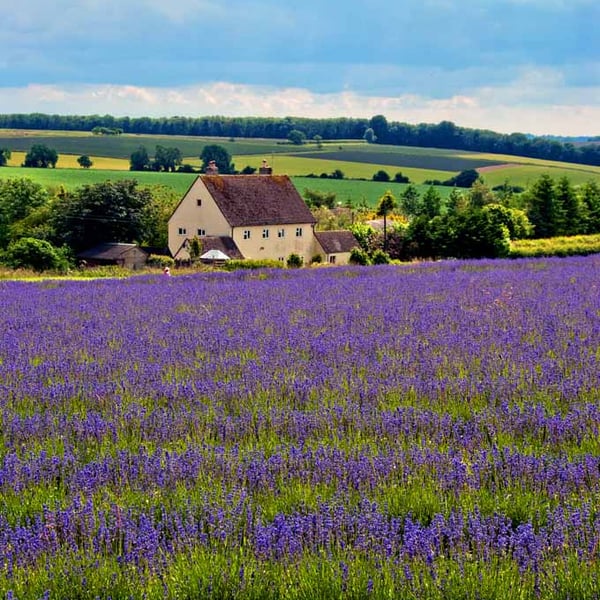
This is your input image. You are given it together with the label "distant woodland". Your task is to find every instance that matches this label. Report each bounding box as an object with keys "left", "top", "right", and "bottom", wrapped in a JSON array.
[{"left": 1, "top": 113, "right": 599, "bottom": 167}]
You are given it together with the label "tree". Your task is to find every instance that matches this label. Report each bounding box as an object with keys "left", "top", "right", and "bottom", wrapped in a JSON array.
[
  {"left": 369, "top": 115, "right": 389, "bottom": 143},
  {"left": 77, "top": 155, "right": 93, "bottom": 169},
  {"left": 313, "top": 134, "right": 323, "bottom": 149},
  {"left": 303, "top": 189, "right": 336, "bottom": 209},
  {"left": 0, "top": 177, "right": 49, "bottom": 248},
  {"left": 287, "top": 130, "right": 307, "bottom": 145},
  {"left": 554, "top": 176, "right": 581, "bottom": 236},
  {"left": 399, "top": 185, "right": 423, "bottom": 218},
  {"left": 200, "top": 145, "right": 235, "bottom": 174},
  {"left": 525, "top": 174, "right": 559, "bottom": 238},
  {"left": 422, "top": 186, "right": 443, "bottom": 218},
  {"left": 579, "top": 181, "right": 600, "bottom": 233},
  {"left": 23, "top": 144, "right": 58, "bottom": 168},
  {"left": 394, "top": 172, "right": 410, "bottom": 183},
  {"left": 130, "top": 146, "right": 151, "bottom": 171},
  {"left": 377, "top": 190, "right": 397, "bottom": 252},
  {"left": 2, "top": 237, "right": 70, "bottom": 272},
  {"left": 153, "top": 145, "right": 182, "bottom": 172},
  {"left": 330, "top": 169, "right": 345, "bottom": 180},
  {"left": 373, "top": 170, "right": 390, "bottom": 182},
  {"left": 50, "top": 180, "right": 153, "bottom": 252},
  {"left": 0, "top": 148, "right": 11, "bottom": 166},
  {"left": 447, "top": 169, "right": 479, "bottom": 188}
]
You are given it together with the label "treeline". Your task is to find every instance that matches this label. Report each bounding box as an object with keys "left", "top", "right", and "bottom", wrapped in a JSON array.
[
  {"left": 1, "top": 113, "right": 598, "bottom": 167},
  {"left": 347, "top": 175, "right": 600, "bottom": 262}
]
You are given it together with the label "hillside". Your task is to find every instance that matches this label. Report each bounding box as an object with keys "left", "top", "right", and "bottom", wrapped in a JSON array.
[{"left": 1, "top": 130, "right": 599, "bottom": 203}]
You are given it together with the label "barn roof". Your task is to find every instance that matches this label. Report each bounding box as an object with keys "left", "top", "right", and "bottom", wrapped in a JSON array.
[{"left": 77, "top": 243, "right": 148, "bottom": 260}]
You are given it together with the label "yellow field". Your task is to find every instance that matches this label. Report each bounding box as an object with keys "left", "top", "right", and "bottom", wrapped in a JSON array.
[{"left": 7, "top": 152, "right": 130, "bottom": 170}]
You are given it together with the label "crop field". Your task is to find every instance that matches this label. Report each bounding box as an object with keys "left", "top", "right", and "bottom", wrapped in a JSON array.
[
  {"left": 1, "top": 256, "right": 600, "bottom": 598},
  {"left": 297, "top": 150, "right": 505, "bottom": 172},
  {"left": 0, "top": 131, "right": 296, "bottom": 160}
]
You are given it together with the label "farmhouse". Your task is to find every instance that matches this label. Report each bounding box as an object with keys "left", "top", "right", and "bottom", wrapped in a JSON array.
[{"left": 168, "top": 172, "right": 358, "bottom": 265}]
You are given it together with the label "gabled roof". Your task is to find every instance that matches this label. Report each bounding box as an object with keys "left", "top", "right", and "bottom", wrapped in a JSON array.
[
  {"left": 200, "top": 236, "right": 244, "bottom": 259},
  {"left": 200, "top": 175, "right": 316, "bottom": 227},
  {"left": 173, "top": 236, "right": 244, "bottom": 261},
  {"left": 77, "top": 243, "right": 148, "bottom": 260},
  {"left": 314, "top": 230, "right": 360, "bottom": 254}
]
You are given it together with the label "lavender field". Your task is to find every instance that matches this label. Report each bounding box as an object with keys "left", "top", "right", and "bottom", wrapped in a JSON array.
[{"left": 2, "top": 256, "right": 600, "bottom": 599}]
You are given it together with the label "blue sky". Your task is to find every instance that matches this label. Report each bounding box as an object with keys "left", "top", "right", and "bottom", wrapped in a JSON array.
[{"left": 1, "top": 0, "right": 598, "bottom": 136}]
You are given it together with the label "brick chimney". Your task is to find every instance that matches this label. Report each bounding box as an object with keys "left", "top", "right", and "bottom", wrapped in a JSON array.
[
  {"left": 259, "top": 159, "right": 272, "bottom": 175},
  {"left": 205, "top": 160, "right": 219, "bottom": 174}
]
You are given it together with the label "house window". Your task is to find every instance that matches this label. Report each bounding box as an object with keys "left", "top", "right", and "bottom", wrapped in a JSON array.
[
  {"left": 278, "top": 228, "right": 285, "bottom": 238},
  {"left": 262, "top": 229, "right": 270, "bottom": 239},
  {"left": 243, "top": 230, "right": 251, "bottom": 240},
  {"left": 295, "top": 227, "right": 303, "bottom": 237},
  {"left": 278, "top": 257, "right": 285, "bottom": 262},
  {"left": 329, "top": 255, "right": 337, "bottom": 264},
  {"left": 197, "top": 228, "right": 206, "bottom": 236},
  {"left": 178, "top": 227, "right": 187, "bottom": 235},
  {"left": 196, "top": 199, "right": 202, "bottom": 207}
]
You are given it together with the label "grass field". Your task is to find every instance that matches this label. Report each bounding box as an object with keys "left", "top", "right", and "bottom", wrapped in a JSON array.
[{"left": 0, "top": 164, "right": 196, "bottom": 195}]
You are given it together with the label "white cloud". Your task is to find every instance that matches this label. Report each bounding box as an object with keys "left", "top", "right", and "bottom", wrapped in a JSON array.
[{"left": 0, "top": 80, "right": 598, "bottom": 137}]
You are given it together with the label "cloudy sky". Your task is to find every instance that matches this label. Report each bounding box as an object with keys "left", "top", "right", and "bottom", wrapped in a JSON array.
[{"left": 1, "top": 0, "right": 598, "bottom": 136}]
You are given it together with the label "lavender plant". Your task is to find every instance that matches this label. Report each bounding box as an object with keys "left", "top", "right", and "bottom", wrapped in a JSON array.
[{"left": 1, "top": 256, "right": 600, "bottom": 598}]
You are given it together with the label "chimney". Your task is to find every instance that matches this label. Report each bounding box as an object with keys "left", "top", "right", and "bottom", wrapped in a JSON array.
[
  {"left": 259, "top": 159, "right": 272, "bottom": 175},
  {"left": 205, "top": 160, "right": 219, "bottom": 174}
]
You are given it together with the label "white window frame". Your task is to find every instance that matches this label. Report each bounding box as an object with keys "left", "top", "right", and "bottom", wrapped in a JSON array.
[
  {"left": 243, "top": 230, "right": 251, "bottom": 240},
  {"left": 262, "top": 228, "right": 270, "bottom": 239},
  {"left": 295, "top": 227, "right": 303, "bottom": 237},
  {"left": 278, "top": 228, "right": 285, "bottom": 238},
  {"left": 197, "top": 228, "right": 206, "bottom": 236},
  {"left": 178, "top": 227, "right": 187, "bottom": 235}
]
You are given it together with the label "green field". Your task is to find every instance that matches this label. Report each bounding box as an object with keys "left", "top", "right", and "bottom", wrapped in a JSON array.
[
  {"left": 0, "top": 165, "right": 197, "bottom": 195},
  {"left": 1, "top": 129, "right": 599, "bottom": 201}
]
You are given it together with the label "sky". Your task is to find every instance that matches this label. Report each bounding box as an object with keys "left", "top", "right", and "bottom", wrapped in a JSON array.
[{"left": 1, "top": 0, "right": 598, "bottom": 137}]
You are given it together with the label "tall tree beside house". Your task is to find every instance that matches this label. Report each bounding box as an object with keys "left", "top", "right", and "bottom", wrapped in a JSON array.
[
  {"left": 50, "top": 180, "right": 153, "bottom": 252},
  {"left": 376, "top": 190, "right": 397, "bottom": 252},
  {"left": 200, "top": 145, "right": 235, "bottom": 174}
]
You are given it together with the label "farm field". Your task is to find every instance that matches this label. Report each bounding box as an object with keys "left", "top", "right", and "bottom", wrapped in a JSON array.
[
  {"left": 2, "top": 129, "right": 599, "bottom": 190},
  {"left": 1, "top": 256, "right": 600, "bottom": 598}
]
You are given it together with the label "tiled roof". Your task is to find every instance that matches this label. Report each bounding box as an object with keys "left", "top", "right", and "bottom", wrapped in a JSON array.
[
  {"left": 314, "top": 230, "right": 360, "bottom": 254},
  {"left": 201, "top": 175, "right": 316, "bottom": 227}
]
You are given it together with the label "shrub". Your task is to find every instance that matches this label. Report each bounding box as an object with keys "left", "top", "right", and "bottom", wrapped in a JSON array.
[
  {"left": 371, "top": 249, "right": 391, "bottom": 264},
  {"left": 286, "top": 253, "right": 304, "bottom": 268},
  {"left": 147, "top": 254, "right": 175, "bottom": 268},
  {"left": 222, "top": 259, "right": 284, "bottom": 271},
  {"left": 310, "top": 254, "right": 323, "bottom": 264},
  {"left": 349, "top": 247, "right": 371, "bottom": 265},
  {"left": 2, "top": 237, "right": 70, "bottom": 272}
]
